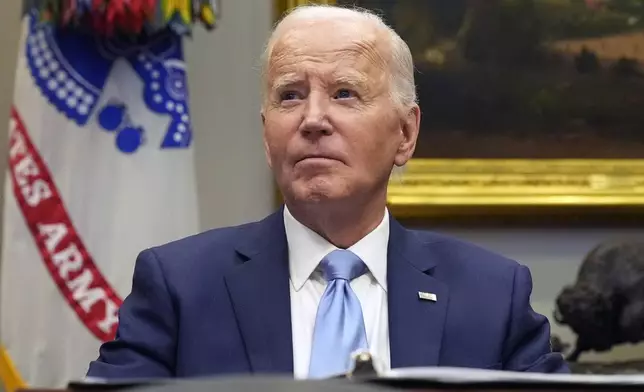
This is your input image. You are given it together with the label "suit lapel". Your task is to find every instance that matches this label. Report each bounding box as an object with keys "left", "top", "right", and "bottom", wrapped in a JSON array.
[
  {"left": 387, "top": 218, "right": 449, "bottom": 369},
  {"left": 224, "top": 209, "right": 294, "bottom": 374}
]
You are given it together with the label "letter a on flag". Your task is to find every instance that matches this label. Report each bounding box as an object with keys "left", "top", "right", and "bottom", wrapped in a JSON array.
[{"left": 0, "top": 6, "right": 208, "bottom": 389}]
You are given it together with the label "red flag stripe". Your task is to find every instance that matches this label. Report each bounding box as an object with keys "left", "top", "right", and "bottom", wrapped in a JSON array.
[{"left": 8, "top": 106, "right": 122, "bottom": 342}]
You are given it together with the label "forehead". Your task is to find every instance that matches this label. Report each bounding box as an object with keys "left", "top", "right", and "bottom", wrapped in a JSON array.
[{"left": 267, "top": 19, "right": 389, "bottom": 85}]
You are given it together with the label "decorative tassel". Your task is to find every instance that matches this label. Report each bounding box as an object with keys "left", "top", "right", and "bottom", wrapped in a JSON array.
[
  {"left": 104, "top": 0, "right": 125, "bottom": 35},
  {"left": 22, "top": 0, "right": 220, "bottom": 37},
  {"left": 196, "top": 0, "right": 216, "bottom": 30},
  {"left": 125, "top": 0, "right": 147, "bottom": 35},
  {"left": 41, "top": 0, "right": 60, "bottom": 23},
  {"left": 76, "top": 0, "right": 93, "bottom": 15},
  {"left": 162, "top": 0, "right": 192, "bottom": 27}
]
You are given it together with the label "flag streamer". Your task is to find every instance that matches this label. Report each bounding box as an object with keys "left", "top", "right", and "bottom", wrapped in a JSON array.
[{"left": 22, "top": 0, "right": 219, "bottom": 37}]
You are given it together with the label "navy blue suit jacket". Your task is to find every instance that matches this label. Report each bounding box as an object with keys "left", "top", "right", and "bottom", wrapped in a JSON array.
[{"left": 86, "top": 209, "right": 568, "bottom": 378}]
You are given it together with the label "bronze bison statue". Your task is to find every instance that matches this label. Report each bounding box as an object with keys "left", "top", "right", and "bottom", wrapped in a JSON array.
[{"left": 554, "top": 240, "right": 644, "bottom": 362}]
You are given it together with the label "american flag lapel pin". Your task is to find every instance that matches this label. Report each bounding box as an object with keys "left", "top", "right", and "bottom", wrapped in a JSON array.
[{"left": 418, "top": 291, "right": 437, "bottom": 302}]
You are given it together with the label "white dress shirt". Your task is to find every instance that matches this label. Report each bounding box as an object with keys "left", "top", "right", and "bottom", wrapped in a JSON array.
[{"left": 284, "top": 206, "right": 390, "bottom": 379}]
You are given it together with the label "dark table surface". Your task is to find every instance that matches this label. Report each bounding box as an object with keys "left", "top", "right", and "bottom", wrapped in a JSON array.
[{"left": 18, "top": 375, "right": 644, "bottom": 392}]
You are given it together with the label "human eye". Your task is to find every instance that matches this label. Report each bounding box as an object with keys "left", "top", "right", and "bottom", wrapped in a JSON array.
[
  {"left": 333, "top": 88, "right": 358, "bottom": 100},
  {"left": 280, "top": 90, "right": 302, "bottom": 101}
]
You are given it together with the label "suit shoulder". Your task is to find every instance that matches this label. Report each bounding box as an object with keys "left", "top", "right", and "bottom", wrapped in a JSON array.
[
  {"left": 142, "top": 219, "right": 263, "bottom": 271},
  {"left": 408, "top": 230, "right": 527, "bottom": 297},
  {"left": 411, "top": 229, "right": 521, "bottom": 275}
]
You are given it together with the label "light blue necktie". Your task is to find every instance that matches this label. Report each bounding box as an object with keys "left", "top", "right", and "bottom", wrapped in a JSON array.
[{"left": 308, "top": 249, "right": 369, "bottom": 378}]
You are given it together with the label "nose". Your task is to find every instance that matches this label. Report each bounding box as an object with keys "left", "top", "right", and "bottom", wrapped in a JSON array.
[{"left": 299, "top": 92, "right": 333, "bottom": 139}]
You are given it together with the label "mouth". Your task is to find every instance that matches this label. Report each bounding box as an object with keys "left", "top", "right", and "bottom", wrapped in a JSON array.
[{"left": 296, "top": 154, "right": 343, "bottom": 164}]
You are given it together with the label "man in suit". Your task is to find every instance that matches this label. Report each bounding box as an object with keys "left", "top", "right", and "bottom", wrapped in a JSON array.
[{"left": 86, "top": 4, "right": 568, "bottom": 379}]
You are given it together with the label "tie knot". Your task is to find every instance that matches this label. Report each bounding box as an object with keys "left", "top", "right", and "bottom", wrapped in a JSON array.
[{"left": 320, "top": 249, "right": 367, "bottom": 282}]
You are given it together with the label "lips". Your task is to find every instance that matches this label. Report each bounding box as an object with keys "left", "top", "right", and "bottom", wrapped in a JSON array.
[{"left": 296, "top": 153, "right": 344, "bottom": 164}]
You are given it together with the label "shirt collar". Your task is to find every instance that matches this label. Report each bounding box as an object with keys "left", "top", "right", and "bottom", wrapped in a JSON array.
[{"left": 283, "top": 205, "right": 389, "bottom": 292}]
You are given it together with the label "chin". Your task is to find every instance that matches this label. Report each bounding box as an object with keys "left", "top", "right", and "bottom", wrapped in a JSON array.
[{"left": 290, "top": 178, "right": 350, "bottom": 204}]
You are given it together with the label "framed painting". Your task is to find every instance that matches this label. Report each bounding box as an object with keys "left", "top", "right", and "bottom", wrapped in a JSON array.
[{"left": 274, "top": 0, "right": 644, "bottom": 221}]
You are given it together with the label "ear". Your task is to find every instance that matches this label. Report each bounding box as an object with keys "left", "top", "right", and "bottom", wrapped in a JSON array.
[
  {"left": 394, "top": 104, "right": 420, "bottom": 167},
  {"left": 261, "top": 110, "right": 273, "bottom": 169}
]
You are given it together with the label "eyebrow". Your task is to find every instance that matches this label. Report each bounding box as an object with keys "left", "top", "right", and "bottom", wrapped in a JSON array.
[
  {"left": 332, "top": 73, "right": 369, "bottom": 87},
  {"left": 271, "top": 74, "right": 302, "bottom": 91},
  {"left": 270, "top": 72, "right": 370, "bottom": 93}
]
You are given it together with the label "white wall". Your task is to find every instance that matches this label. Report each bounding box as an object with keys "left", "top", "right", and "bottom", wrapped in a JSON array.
[
  {"left": 0, "top": 0, "right": 21, "bottom": 212},
  {"left": 185, "top": 0, "right": 275, "bottom": 229},
  {"left": 1, "top": 0, "right": 644, "bottom": 365}
]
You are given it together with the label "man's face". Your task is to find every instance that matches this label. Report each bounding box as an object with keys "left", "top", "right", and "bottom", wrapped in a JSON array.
[{"left": 262, "top": 18, "right": 419, "bottom": 206}]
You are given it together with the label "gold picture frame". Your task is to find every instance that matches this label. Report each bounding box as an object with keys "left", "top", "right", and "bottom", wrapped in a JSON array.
[{"left": 273, "top": 0, "right": 644, "bottom": 222}]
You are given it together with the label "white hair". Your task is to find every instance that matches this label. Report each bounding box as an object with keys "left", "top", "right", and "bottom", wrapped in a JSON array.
[{"left": 261, "top": 4, "right": 417, "bottom": 111}]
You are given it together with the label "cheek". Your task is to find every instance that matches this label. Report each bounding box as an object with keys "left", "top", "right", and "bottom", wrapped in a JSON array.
[
  {"left": 340, "top": 106, "right": 399, "bottom": 144},
  {"left": 264, "top": 116, "right": 297, "bottom": 154},
  {"left": 348, "top": 125, "right": 399, "bottom": 163}
]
